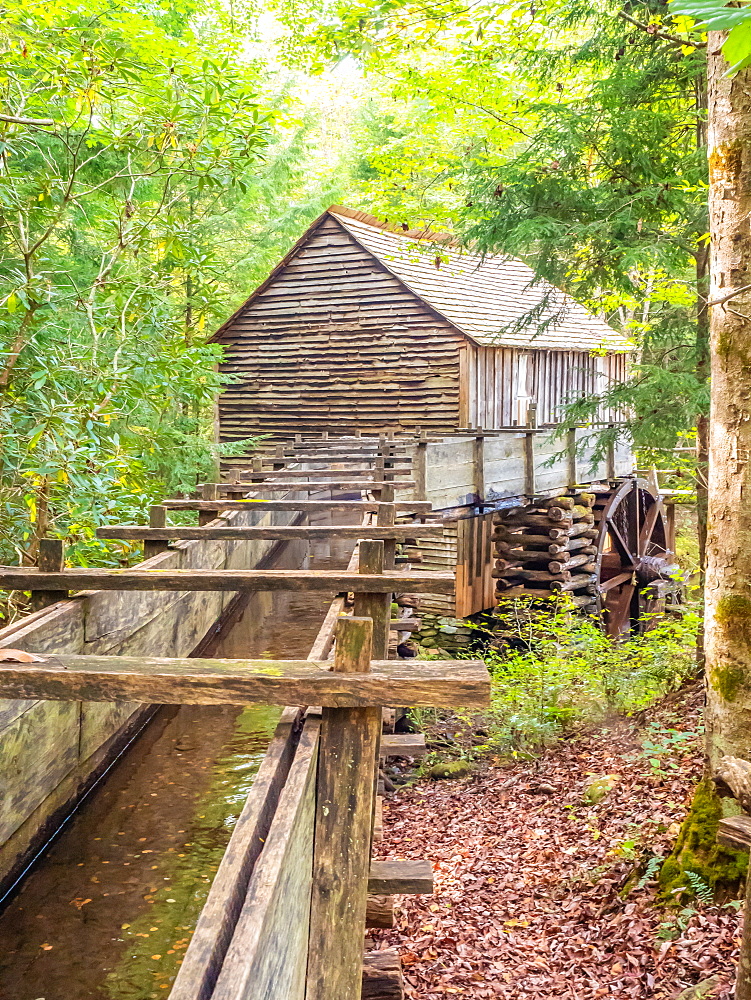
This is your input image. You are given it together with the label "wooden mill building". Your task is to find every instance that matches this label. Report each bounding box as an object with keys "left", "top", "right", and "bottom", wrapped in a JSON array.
[{"left": 211, "top": 206, "right": 632, "bottom": 446}]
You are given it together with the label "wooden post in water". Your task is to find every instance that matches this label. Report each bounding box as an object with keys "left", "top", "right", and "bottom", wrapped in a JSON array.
[
  {"left": 30, "top": 538, "right": 67, "bottom": 612},
  {"left": 307, "top": 616, "right": 381, "bottom": 1000},
  {"left": 144, "top": 505, "right": 168, "bottom": 559}
]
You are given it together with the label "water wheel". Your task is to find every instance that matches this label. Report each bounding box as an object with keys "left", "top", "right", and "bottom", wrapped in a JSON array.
[{"left": 591, "top": 477, "right": 674, "bottom": 637}]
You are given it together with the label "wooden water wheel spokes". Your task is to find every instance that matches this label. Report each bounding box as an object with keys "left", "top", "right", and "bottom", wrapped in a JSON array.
[{"left": 593, "top": 477, "right": 671, "bottom": 637}]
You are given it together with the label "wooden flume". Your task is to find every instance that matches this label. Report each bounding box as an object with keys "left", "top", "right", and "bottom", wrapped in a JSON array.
[{"left": 1, "top": 452, "right": 487, "bottom": 1000}]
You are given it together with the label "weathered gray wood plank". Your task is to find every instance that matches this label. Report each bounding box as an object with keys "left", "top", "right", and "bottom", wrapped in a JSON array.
[
  {"left": 0, "top": 655, "right": 490, "bottom": 708},
  {"left": 307, "top": 618, "right": 382, "bottom": 1000},
  {"left": 160, "top": 499, "right": 432, "bottom": 513},
  {"left": 209, "top": 716, "right": 320, "bottom": 1000},
  {"left": 368, "top": 859, "right": 434, "bottom": 895},
  {"left": 96, "top": 525, "right": 442, "bottom": 541},
  {"left": 0, "top": 568, "right": 455, "bottom": 594},
  {"left": 169, "top": 708, "right": 301, "bottom": 1000}
]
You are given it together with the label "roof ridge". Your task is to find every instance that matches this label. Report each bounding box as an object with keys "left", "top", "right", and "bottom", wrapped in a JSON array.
[{"left": 327, "top": 204, "right": 460, "bottom": 249}]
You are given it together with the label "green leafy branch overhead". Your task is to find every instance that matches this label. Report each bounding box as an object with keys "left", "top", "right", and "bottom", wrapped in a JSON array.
[{"left": 671, "top": 0, "right": 751, "bottom": 74}]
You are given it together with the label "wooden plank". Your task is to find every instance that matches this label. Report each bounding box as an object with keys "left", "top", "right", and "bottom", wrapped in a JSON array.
[
  {"left": 362, "top": 948, "right": 403, "bottom": 1000},
  {"left": 380, "top": 733, "right": 427, "bottom": 758},
  {"left": 217, "top": 480, "right": 416, "bottom": 491},
  {"left": 307, "top": 618, "right": 382, "bottom": 1000},
  {"left": 368, "top": 859, "right": 434, "bottom": 895},
  {"left": 365, "top": 896, "right": 394, "bottom": 929},
  {"left": 0, "top": 568, "right": 456, "bottom": 594},
  {"left": 170, "top": 708, "right": 301, "bottom": 1000},
  {"left": 0, "top": 654, "right": 491, "bottom": 708},
  {"left": 209, "top": 715, "right": 320, "bottom": 1000},
  {"left": 0, "top": 699, "right": 80, "bottom": 842},
  {"left": 161, "top": 499, "right": 432, "bottom": 513},
  {"left": 718, "top": 815, "right": 751, "bottom": 850},
  {"left": 96, "top": 525, "right": 444, "bottom": 541}
]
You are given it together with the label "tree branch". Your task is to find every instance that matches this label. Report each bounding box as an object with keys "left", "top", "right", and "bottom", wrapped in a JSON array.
[
  {"left": 617, "top": 10, "right": 707, "bottom": 49},
  {"left": 706, "top": 283, "right": 751, "bottom": 307},
  {"left": 0, "top": 113, "right": 54, "bottom": 127}
]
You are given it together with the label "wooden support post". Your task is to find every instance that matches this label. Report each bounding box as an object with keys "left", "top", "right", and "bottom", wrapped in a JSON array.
[
  {"left": 606, "top": 423, "right": 616, "bottom": 479},
  {"left": 199, "top": 483, "right": 218, "bottom": 526},
  {"left": 414, "top": 434, "right": 428, "bottom": 502},
  {"left": 30, "top": 538, "right": 67, "bottom": 612},
  {"left": 378, "top": 501, "right": 397, "bottom": 571},
  {"left": 566, "top": 427, "right": 577, "bottom": 487},
  {"left": 355, "top": 540, "right": 390, "bottom": 659},
  {"left": 523, "top": 404, "right": 537, "bottom": 496},
  {"left": 144, "top": 505, "right": 168, "bottom": 559},
  {"left": 273, "top": 444, "right": 285, "bottom": 472},
  {"left": 307, "top": 617, "right": 382, "bottom": 1000},
  {"left": 473, "top": 433, "right": 485, "bottom": 501}
]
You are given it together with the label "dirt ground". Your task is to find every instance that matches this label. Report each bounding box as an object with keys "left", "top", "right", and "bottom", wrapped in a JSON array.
[{"left": 373, "top": 686, "right": 741, "bottom": 999}]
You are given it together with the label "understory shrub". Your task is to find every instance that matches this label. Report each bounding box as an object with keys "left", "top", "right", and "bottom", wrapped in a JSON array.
[{"left": 477, "top": 596, "right": 700, "bottom": 754}]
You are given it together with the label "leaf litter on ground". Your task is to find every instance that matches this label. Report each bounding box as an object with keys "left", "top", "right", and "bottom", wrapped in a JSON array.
[{"left": 372, "top": 684, "right": 741, "bottom": 999}]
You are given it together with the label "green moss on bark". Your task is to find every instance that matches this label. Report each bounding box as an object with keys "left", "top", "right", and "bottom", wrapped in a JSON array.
[{"left": 659, "top": 778, "right": 748, "bottom": 903}]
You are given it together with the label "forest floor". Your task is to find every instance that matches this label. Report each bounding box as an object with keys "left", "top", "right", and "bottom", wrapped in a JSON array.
[{"left": 373, "top": 684, "right": 742, "bottom": 999}]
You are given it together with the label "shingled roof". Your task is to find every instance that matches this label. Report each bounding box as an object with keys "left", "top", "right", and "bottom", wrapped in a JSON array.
[{"left": 328, "top": 206, "right": 631, "bottom": 353}]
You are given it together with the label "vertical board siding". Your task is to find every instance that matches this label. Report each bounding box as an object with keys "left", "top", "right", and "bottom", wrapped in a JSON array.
[{"left": 215, "top": 217, "right": 464, "bottom": 451}]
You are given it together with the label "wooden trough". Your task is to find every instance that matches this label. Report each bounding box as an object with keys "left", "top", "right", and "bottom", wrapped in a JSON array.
[{"left": 0, "top": 463, "right": 488, "bottom": 998}]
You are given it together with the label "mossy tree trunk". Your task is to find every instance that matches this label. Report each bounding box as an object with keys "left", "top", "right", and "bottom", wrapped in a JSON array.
[
  {"left": 704, "top": 33, "right": 751, "bottom": 766},
  {"left": 661, "top": 33, "right": 751, "bottom": 907}
]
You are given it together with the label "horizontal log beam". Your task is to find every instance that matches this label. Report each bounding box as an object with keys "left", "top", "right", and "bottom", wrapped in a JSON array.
[
  {"left": 265, "top": 456, "right": 412, "bottom": 465},
  {"left": 0, "top": 654, "right": 490, "bottom": 708},
  {"left": 368, "top": 859, "right": 434, "bottom": 894},
  {"left": 160, "top": 499, "right": 432, "bottom": 513},
  {"left": 218, "top": 481, "right": 416, "bottom": 491},
  {"left": 0, "top": 568, "right": 455, "bottom": 593},
  {"left": 389, "top": 617, "right": 421, "bottom": 630},
  {"left": 96, "top": 525, "right": 444, "bottom": 542}
]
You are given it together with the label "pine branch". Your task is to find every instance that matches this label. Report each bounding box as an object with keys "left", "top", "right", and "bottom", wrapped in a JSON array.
[{"left": 618, "top": 10, "right": 706, "bottom": 49}]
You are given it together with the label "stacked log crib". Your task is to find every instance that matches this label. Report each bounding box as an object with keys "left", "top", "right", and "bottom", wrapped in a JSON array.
[{"left": 492, "top": 491, "right": 599, "bottom": 612}]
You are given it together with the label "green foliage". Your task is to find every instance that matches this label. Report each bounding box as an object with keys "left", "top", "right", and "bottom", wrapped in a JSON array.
[
  {"left": 671, "top": 0, "right": 751, "bottom": 76},
  {"left": 0, "top": 0, "right": 347, "bottom": 620},
  {"left": 480, "top": 596, "right": 699, "bottom": 753}
]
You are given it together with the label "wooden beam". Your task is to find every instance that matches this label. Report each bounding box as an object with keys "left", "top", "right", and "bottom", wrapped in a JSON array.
[
  {"left": 0, "top": 653, "right": 491, "bottom": 708},
  {"left": 308, "top": 617, "right": 382, "bottom": 1000},
  {"left": 0, "top": 568, "right": 455, "bottom": 594},
  {"left": 368, "top": 859, "right": 434, "bottom": 894},
  {"left": 389, "top": 617, "right": 421, "bottom": 631},
  {"left": 380, "top": 733, "right": 427, "bottom": 758},
  {"left": 217, "top": 480, "right": 416, "bottom": 491},
  {"left": 365, "top": 896, "right": 394, "bottom": 929},
  {"left": 362, "top": 948, "right": 403, "bottom": 999},
  {"left": 96, "top": 525, "right": 444, "bottom": 542},
  {"left": 265, "top": 455, "right": 412, "bottom": 465},
  {"left": 160, "top": 499, "right": 433, "bottom": 513}
]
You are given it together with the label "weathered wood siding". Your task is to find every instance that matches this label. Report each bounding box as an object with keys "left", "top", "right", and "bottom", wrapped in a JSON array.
[
  {"left": 0, "top": 504, "right": 296, "bottom": 892},
  {"left": 215, "top": 215, "right": 465, "bottom": 454},
  {"left": 463, "top": 346, "right": 629, "bottom": 429}
]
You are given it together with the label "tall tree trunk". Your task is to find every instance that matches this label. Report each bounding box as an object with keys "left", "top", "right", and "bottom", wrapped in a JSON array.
[
  {"left": 705, "top": 32, "right": 751, "bottom": 768},
  {"left": 659, "top": 36, "right": 751, "bottom": 905}
]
